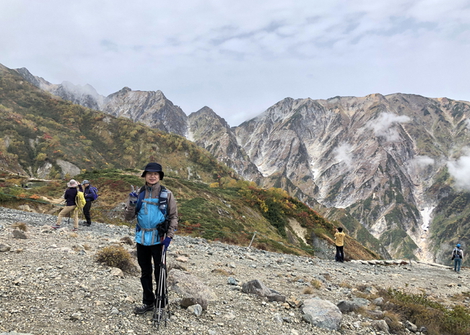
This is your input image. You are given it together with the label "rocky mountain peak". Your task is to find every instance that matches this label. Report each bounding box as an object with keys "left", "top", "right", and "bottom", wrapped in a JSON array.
[{"left": 10, "top": 65, "right": 470, "bottom": 264}]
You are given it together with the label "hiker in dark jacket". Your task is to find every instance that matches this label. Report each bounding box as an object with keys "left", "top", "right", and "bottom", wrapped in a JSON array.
[
  {"left": 52, "top": 179, "right": 81, "bottom": 231},
  {"left": 81, "top": 180, "right": 95, "bottom": 226},
  {"left": 124, "top": 162, "right": 178, "bottom": 316},
  {"left": 452, "top": 243, "right": 464, "bottom": 273}
]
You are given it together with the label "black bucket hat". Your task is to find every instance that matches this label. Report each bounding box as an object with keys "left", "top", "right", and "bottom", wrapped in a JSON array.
[{"left": 141, "top": 162, "right": 164, "bottom": 179}]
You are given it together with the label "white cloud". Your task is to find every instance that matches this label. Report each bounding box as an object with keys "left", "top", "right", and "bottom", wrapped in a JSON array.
[
  {"left": 1, "top": 0, "right": 470, "bottom": 126},
  {"left": 366, "top": 112, "right": 411, "bottom": 141},
  {"left": 333, "top": 143, "right": 353, "bottom": 168},
  {"left": 448, "top": 154, "right": 470, "bottom": 191},
  {"left": 411, "top": 155, "right": 435, "bottom": 167}
]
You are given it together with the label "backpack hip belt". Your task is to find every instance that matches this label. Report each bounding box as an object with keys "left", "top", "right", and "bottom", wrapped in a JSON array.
[{"left": 136, "top": 224, "right": 160, "bottom": 245}]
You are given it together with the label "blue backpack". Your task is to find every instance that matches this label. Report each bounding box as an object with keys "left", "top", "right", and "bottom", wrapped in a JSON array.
[
  {"left": 89, "top": 186, "right": 99, "bottom": 201},
  {"left": 135, "top": 185, "right": 169, "bottom": 235}
]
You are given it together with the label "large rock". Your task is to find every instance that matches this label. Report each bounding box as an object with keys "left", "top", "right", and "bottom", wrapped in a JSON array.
[
  {"left": 302, "top": 297, "right": 342, "bottom": 330},
  {"left": 337, "top": 297, "right": 370, "bottom": 313},
  {"left": 241, "top": 279, "right": 286, "bottom": 302},
  {"left": 168, "top": 269, "right": 217, "bottom": 310},
  {"left": 56, "top": 159, "right": 80, "bottom": 178}
]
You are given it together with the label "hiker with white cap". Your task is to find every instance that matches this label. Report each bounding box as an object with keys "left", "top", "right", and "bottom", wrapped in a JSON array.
[{"left": 52, "top": 179, "right": 81, "bottom": 231}]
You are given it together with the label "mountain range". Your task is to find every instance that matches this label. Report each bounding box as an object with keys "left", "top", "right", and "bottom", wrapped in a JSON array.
[{"left": 5, "top": 64, "right": 470, "bottom": 264}]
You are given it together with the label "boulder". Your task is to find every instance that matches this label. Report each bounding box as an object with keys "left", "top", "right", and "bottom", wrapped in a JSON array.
[
  {"left": 168, "top": 269, "right": 217, "bottom": 310},
  {"left": 302, "top": 297, "right": 342, "bottom": 330}
]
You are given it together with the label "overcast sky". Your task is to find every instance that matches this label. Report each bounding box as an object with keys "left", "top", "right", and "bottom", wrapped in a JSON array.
[{"left": 1, "top": 0, "right": 470, "bottom": 126}]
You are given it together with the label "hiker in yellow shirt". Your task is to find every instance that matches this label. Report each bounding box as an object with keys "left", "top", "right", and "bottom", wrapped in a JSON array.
[{"left": 334, "top": 227, "right": 345, "bottom": 262}]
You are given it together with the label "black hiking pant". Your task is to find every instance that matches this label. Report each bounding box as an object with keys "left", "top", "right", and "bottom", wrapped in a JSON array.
[
  {"left": 335, "top": 245, "right": 344, "bottom": 262},
  {"left": 137, "top": 243, "right": 166, "bottom": 307},
  {"left": 82, "top": 201, "right": 92, "bottom": 225}
]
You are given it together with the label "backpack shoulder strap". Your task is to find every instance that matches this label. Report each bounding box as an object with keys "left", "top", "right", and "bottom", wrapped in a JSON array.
[
  {"left": 135, "top": 185, "right": 168, "bottom": 217},
  {"left": 159, "top": 185, "right": 168, "bottom": 218}
]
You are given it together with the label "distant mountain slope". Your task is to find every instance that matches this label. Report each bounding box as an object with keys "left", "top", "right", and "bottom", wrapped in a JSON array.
[
  {"left": 0, "top": 63, "right": 230, "bottom": 183},
  {"left": 10, "top": 63, "right": 470, "bottom": 264},
  {"left": 14, "top": 67, "right": 187, "bottom": 136},
  {"left": 0, "top": 63, "right": 380, "bottom": 261},
  {"left": 233, "top": 94, "right": 470, "bottom": 262}
]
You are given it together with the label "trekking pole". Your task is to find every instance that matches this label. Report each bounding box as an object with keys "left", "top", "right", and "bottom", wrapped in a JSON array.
[{"left": 154, "top": 241, "right": 169, "bottom": 329}]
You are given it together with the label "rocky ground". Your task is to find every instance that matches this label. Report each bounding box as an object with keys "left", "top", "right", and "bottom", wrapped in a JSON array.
[{"left": 0, "top": 207, "right": 469, "bottom": 335}]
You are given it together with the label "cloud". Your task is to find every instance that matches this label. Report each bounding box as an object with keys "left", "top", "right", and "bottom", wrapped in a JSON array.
[
  {"left": 1, "top": 1, "right": 470, "bottom": 126},
  {"left": 410, "top": 155, "right": 435, "bottom": 167},
  {"left": 448, "top": 154, "right": 470, "bottom": 191},
  {"left": 333, "top": 143, "right": 353, "bottom": 168},
  {"left": 366, "top": 112, "right": 411, "bottom": 141}
]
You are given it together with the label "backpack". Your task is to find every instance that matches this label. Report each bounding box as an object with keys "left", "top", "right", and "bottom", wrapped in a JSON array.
[
  {"left": 89, "top": 186, "right": 99, "bottom": 201},
  {"left": 75, "top": 191, "right": 86, "bottom": 209},
  {"left": 135, "top": 185, "right": 169, "bottom": 234},
  {"left": 453, "top": 248, "right": 463, "bottom": 259}
]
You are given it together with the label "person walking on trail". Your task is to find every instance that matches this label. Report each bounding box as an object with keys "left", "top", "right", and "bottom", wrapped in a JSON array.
[
  {"left": 334, "top": 227, "right": 346, "bottom": 262},
  {"left": 81, "top": 180, "right": 96, "bottom": 226},
  {"left": 52, "top": 179, "right": 81, "bottom": 232},
  {"left": 452, "top": 243, "right": 464, "bottom": 273},
  {"left": 124, "top": 162, "right": 178, "bottom": 315}
]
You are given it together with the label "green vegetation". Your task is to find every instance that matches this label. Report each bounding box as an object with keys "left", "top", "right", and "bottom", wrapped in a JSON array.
[
  {"left": 380, "top": 228, "right": 418, "bottom": 259},
  {"left": 379, "top": 289, "right": 470, "bottom": 335},
  {"left": 0, "top": 66, "right": 233, "bottom": 184},
  {"left": 2, "top": 168, "right": 376, "bottom": 257}
]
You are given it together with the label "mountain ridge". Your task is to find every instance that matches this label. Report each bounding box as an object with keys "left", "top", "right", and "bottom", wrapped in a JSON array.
[{"left": 8, "top": 63, "right": 470, "bottom": 264}]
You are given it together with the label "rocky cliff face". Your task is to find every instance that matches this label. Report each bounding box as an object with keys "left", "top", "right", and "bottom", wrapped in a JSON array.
[
  {"left": 14, "top": 66, "right": 470, "bottom": 262},
  {"left": 233, "top": 94, "right": 470, "bottom": 262},
  {"left": 187, "top": 107, "right": 263, "bottom": 183},
  {"left": 102, "top": 87, "right": 187, "bottom": 136}
]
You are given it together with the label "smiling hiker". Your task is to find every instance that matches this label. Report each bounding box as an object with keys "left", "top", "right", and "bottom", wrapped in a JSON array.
[{"left": 124, "top": 162, "right": 178, "bottom": 319}]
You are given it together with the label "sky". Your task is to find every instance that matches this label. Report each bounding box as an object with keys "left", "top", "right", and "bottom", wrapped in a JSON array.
[{"left": 1, "top": 0, "right": 470, "bottom": 127}]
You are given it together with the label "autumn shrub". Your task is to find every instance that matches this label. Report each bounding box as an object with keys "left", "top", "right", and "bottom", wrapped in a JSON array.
[
  {"left": 379, "top": 288, "right": 470, "bottom": 335},
  {"left": 303, "top": 287, "right": 315, "bottom": 294},
  {"left": 95, "top": 245, "right": 137, "bottom": 273},
  {"left": 12, "top": 222, "right": 27, "bottom": 231},
  {"left": 310, "top": 279, "right": 322, "bottom": 289}
]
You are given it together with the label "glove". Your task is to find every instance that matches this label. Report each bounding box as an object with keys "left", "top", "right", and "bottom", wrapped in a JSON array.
[
  {"left": 162, "top": 237, "right": 172, "bottom": 251},
  {"left": 129, "top": 185, "right": 138, "bottom": 206}
]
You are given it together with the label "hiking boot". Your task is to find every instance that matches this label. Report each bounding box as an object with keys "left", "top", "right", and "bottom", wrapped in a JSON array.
[
  {"left": 51, "top": 224, "right": 61, "bottom": 229},
  {"left": 72, "top": 228, "right": 78, "bottom": 232},
  {"left": 134, "top": 303, "right": 154, "bottom": 314}
]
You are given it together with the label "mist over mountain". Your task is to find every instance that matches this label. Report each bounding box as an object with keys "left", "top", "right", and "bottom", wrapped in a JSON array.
[{"left": 10, "top": 64, "right": 470, "bottom": 264}]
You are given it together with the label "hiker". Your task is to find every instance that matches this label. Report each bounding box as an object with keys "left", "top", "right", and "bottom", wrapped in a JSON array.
[
  {"left": 452, "top": 243, "right": 464, "bottom": 273},
  {"left": 81, "top": 180, "right": 97, "bottom": 226},
  {"left": 124, "top": 162, "right": 178, "bottom": 315},
  {"left": 52, "top": 179, "right": 81, "bottom": 231},
  {"left": 334, "top": 227, "right": 346, "bottom": 262}
]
